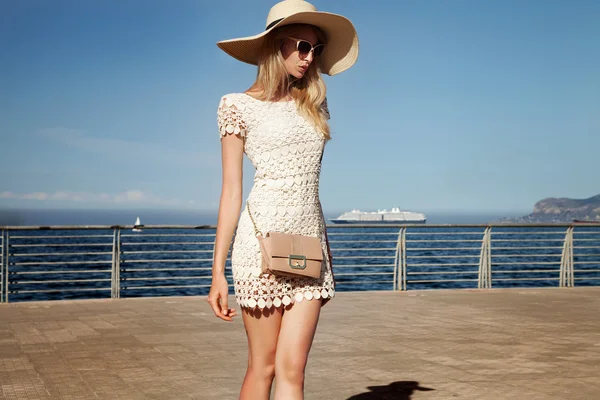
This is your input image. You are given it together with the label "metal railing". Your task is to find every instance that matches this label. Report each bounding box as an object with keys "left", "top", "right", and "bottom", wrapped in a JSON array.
[{"left": 1, "top": 223, "right": 599, "bottom": 303}]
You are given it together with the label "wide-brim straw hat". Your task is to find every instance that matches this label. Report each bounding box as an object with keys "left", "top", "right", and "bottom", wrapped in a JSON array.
[{"left": 217, "top": 0, "right": 359, "bottom": 76}]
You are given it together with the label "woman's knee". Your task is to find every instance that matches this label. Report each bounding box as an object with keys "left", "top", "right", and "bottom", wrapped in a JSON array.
[
  {"left": 248, "top": 357, "right": 276, "bottom": 381},
  {"left": 275, "top": 355, "right": 307, "bottom": 384}
]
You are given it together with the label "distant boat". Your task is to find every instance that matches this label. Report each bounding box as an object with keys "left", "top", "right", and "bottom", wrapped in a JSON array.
[
  {"left": 331, "top": 207, "right": 427, "bottom": 224},
  {"left": 132, "top": 216, "right": 143, "bottom": 232},
  {"left": 573, "top": 219, "right": 600, "bottom": 224}
]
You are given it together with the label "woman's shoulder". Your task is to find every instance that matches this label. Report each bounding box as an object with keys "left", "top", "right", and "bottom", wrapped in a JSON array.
[{"left": 218, "top": 92, "right": 250, "bottom": 108}]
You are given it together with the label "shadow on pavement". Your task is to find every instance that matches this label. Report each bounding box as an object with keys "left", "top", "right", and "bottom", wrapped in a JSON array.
[{"left": 346, "top": 380, "right": 435, "bottom": 400}]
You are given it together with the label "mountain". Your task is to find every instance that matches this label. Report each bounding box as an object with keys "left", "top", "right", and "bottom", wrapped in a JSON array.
[{"left": 506, "top": 194, "right": 600, "bottom": 223}]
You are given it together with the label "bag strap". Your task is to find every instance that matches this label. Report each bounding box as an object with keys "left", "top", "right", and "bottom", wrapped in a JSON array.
[
  {"left": 246, "top": 201, "right": 262, "bottom": 237},
  {"left": 319, "top": 201, "right": 333, "bottom": 266}
]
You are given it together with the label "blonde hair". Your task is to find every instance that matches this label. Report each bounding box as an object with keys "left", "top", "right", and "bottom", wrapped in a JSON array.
[{"left": 250, "top": 24, "right": 330, "bottom": 139}]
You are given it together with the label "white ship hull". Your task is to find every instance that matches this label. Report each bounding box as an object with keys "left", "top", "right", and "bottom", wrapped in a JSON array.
[{"left": 330, "top": 207, "right": 426, "bottom": 224}]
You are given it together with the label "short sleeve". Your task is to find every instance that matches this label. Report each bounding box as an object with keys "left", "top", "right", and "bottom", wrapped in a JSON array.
[
  {"left": 321, "top": 97, "right": 330, "bottom": 120},
  {"left": 217, "top": 95, "right": 248, "bottom": 139}
]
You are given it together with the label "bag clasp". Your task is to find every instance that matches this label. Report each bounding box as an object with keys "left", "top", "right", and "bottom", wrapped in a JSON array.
[{"left": 288, "top": 254, "right": 307, "bottom": 270}]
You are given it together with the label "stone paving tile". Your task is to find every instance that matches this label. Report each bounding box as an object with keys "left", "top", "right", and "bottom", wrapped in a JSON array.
[{"left": 1, "top": 287, "right": 599, "bottom": 399}]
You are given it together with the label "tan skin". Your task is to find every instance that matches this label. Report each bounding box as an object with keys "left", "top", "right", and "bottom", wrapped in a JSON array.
[{"left": 208, "top": 25, "right": 325, "bottom": 400}]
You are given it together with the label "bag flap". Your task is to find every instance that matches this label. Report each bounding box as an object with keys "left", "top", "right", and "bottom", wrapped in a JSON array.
[
  {"left": 266, "top": 232, "right": 323, "bottom": 261},
  {"left": 256, "top": 235, "right": 271, "bottom": 259}
]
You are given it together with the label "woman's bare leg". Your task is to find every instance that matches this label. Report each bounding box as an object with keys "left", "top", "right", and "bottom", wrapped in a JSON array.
[
  {"left": 273, "top": 298, "right": 322, "bottom": 400},
  {"left": 239, "top": 305, "right": 283, "bottom": 400}
]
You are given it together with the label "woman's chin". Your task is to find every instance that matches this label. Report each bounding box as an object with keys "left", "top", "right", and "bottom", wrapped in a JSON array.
[{"left": 289, "top": 70, "right": 305, "bottom": 79}]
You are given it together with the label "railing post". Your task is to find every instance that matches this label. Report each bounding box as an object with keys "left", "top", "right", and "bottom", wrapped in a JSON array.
[
  {"left": 111, "top": 228, "right": 122, "bottom": 299},
  {"left": 402, "top": 228, "right": 407, "bottom": 291},
  {"left": 394, "top": 227, "right": 407, "bottom": 291},
  {"left": 3, "top": 230, "right": 9, "bottom": 303},
  {"left": 1, "top": 229, "right": 5, "bottom": 303},
  {"left": 393, "top": 228, "right": 400, "bottom": 290},
  {"left": 478, "top": 227, "right": 492, "bottom": 289},
  {"left": 570, "top": 226, "right": 575, "bottom": 287},
  {"left": 559, "top": 226, "right": 574, "bottom": 288},
  {"left": 116, "top": 229, "right": 121, "bottom": 298}
]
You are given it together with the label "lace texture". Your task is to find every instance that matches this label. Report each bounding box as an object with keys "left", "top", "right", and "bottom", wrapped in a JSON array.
[
  {"left": 217, "top": 93, "right": 335, "bottom": 309},
  {"left": 218, "top": 96, "right": 248, "bottom": 138}
]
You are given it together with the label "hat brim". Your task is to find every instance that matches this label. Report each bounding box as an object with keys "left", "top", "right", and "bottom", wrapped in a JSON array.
[{"left": 217, "top": 11, "right": 358, "bottom": 76}]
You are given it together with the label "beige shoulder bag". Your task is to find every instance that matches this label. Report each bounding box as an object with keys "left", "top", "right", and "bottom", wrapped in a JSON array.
[{"left": 247, "top": 202, "right": 323, "bottom": 279}]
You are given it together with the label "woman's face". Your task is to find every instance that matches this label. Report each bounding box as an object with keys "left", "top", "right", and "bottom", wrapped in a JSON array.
[{"left": 280, "top": 25, "right": 321, "bottom": 79}]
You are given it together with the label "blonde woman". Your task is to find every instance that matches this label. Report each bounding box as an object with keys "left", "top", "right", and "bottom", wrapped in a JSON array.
[{"left": 208, "top": 1, "right": 358, "bottom": 398}]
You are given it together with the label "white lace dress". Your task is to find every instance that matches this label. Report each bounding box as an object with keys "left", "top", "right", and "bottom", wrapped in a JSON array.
[{"left": 217, "top": 92, "right": 335, "bottom": 310}]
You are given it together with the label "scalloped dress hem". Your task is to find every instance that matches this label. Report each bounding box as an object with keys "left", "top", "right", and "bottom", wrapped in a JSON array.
[{"left": 236, "top": 289, "right": 335, "bottom": 310}]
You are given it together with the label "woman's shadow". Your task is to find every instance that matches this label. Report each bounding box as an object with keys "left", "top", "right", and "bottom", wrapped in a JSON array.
[{"left": 347, "top": 381, "right": 434, "bottom": 400}]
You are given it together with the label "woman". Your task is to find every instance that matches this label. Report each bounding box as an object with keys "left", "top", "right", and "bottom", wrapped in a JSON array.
[{"left": 208, "top": 1, "right": 358, "bottom": 399}]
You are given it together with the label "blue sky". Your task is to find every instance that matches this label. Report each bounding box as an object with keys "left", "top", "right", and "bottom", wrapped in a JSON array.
[{"left": 1, "top": 0, "right": 599, "bottom": 214}]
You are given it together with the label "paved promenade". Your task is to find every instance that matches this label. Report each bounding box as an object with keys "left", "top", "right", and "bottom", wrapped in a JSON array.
[{"left": 1, "top": 287, "right": 600, "bottom": 399}]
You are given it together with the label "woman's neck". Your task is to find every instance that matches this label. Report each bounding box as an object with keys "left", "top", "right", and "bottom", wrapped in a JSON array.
[{"left": 245, "top": 86, "right": 292, "bottom": 102}]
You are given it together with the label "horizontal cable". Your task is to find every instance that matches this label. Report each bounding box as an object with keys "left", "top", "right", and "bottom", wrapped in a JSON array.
[
  {"left": 9, "top": 287, "right": 111, "bottom": 294},
  {"left": 328, "top": 232, "right": 399, "bottom": 236},
  {"left": 122, "top": 249, "right": 214, "bottom": 255},
  {"left": 492, "top": 277, "right": 559, "bottom": 281},
  {"left": 409, "top": 254, "right": 480, "bottom": 259},
  {"left": 9, "top": 235, "right": 113, "bottom": 239},
  {"left": 121, "top": 233, "right": 215, "bottom": 238},
  {"left": 330, "top": 240, "right": 398, "bottom": 244},
  {"left": 492, "top": 261, "right": 560, "bottom": 265},
  {"left": 406, "top": 263, "right": 479, "bottom": 267},
  {"left": 408, "top": 278, "right": 477, "bottom": 283},
  {"left": 492, "top": 269, "right": 559, "bottom": 274},
  {"left": 332, "top": 247, "right": 396, "bottom": 252},
  {"left": 487, "top": 254, "right": 562, "bottom": 258},
  {"left": 121, "top": 242, "right": 212, "bottom": 246},
  {"left": 10, "top": 243, "right": 110, "bottom": 248},
  {"left": 122, "top": 276, "right": 207, "bottom": 281},
  {"left": 331, "top": 256, "right": 395, "bottom": 260},
  {"left": 11, "top": 269, "right": 111, "bottom": 275},
  {"left": 121, "top": 284, "right": 212, "bottom": 290},
  {"left": 406, "top": 231, "right": 483, "bottom": 236},
  {"left": 492, "top": 239, "right": 565, "bottom": 243},
  {"left": 12, "top": 278, "right": 111, "bottom": 284},
  {"left": 121, "top": 258, "right": 212, "bottom": 263},
  {"left": 406, "top": 247, "right": 480, "bottom": 251},
  {"left": 490, "top": 231, "right": 566, "bottom": 235},
  {"left": 331, "top": 264, "right": 395, "bottom": 268},
  {"left": 492, "top": 246, "right": 563, "bottom": 250},
  {"left": 407, "top": 239, "right": 482, "bottom": 243},
  {"left": 407, "top": 271, "right": 477, "bottom": 276},
  {"left": 122, "top": 267, "right": 213, "bottom": 272},
  {"left": 11, "top": 252, "right": 112, "bottom": 257},
  {"left": 11, "top": 260, "right": 112, "bottom": 266},
  {"left": 334, "top": 272, "right": 393, "bottom": 277},
  {"left": 335, "top": 280, "right": 393, "bottom": 285}
]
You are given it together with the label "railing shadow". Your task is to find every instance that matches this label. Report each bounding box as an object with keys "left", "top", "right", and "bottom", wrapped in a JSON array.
[{"left": 346, "top": 380, "right": 434, "bottom": 400}]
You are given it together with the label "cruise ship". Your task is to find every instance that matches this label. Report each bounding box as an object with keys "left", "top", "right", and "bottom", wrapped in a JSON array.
[{"left": 330, "top": 207, "right": 427, "bottom": 224}]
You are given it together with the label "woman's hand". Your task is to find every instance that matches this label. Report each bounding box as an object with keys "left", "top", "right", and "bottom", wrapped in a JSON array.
[{"left": 207, "top": 273, "right": 237, "bottom": 322}]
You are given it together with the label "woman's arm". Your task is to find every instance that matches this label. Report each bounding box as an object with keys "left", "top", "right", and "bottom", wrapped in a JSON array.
[
  {"left": 208, "top": 133, "right": 244, "bottom": 321},
  {"left": 208, "top": 97, "right": 247, "bottom": 321},
  {"left": 213, "top": 134, "right": 244, "bottom": 275}
]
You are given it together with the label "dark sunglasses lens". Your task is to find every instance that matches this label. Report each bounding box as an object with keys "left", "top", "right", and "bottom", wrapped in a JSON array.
[
  {"left": 297, "top": 40, "right": 312, "bottom": 55},
  {"left": 313, "top": 45, "right": 324, "bottom": 56}
]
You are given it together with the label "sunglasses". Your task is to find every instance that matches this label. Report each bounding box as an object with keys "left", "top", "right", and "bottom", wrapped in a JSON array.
[{"left": 287, "top": 37, "right": 325, "bottom": 58}]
